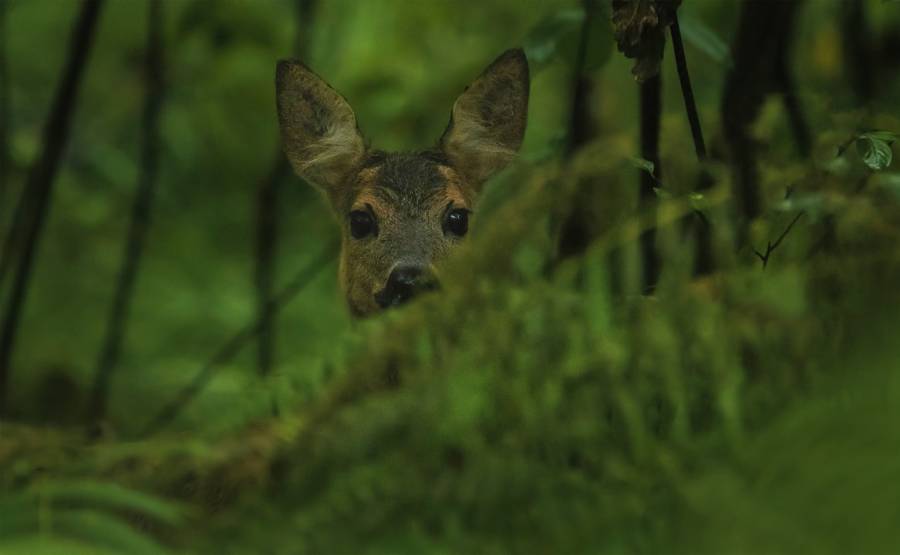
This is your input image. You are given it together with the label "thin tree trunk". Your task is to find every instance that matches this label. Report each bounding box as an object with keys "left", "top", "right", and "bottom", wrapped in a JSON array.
[
  {"left": 639, "top": 74, "right": 661, "bottom": 293},
  {"left": 255, "top": 0, "right": 317, "bottom": 378},
  {"left": 557, "top": 1, "right": 596, "bottom": 261},
  {"left": 254, "top": 158, "right": 288, "bottom": 378},
  {"left": 841, "top": 0, "right": 875, "bottom": 103},
  {"left": 721, "top": 0, "right": 803, "bottom": 245},
  {"left": 0, "top": 0, "right": 18, "bottom": 287},
  {"left": 0, "top": 0, "right": 104, "bottom": 415},
  {"left": 88, "top": 0, "right": 163, "bottom": 424},
  {"left": 565, "top": 1, "right": 593, "bottom": 156},
  {"left": 0, "top": 187, "right": 27, "bottom": 287},
  {"left": 0, "top": 0, "right": 9, "bottom": 213},
  {"left": 774, "top": 15, "right": 811, "bottom": 159}
]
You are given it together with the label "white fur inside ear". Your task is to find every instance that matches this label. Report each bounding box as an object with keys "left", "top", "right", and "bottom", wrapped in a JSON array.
[
  {"left": 447, "top": 109, "right": 516, "bottom": 158},
  {"left": 297, "top": 122, "right": 365, "bottom": 175},
  {"left": 444, "top": 106, "right": 517, "bottom": 181},
  {"left": 439, "top": 50, "right": 529, "bottom": 187}
]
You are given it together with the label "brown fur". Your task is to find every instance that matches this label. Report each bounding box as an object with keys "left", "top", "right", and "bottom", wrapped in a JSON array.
[{"left": 276, "top": 49, "right": 530, "bottom": 316}]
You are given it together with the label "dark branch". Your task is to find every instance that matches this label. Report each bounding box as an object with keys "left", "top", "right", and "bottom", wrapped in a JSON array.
[
  {"left": 0, "top": 0, "right": 9, "bottom": 212},
  {"left": 0, "top": 0, "right": 105, "bottom": 415},
  {"left": 669, "top": 12, "right": 714, "bottom": 275},
  {"left": 0, "top": 0, "right": 19, "bottom": 287},
  {"left": 254, "top": 158, "right": 289, "bottom": 378},
  {"left": 669, "top": 13, "right": 706, "bottom": 161},
  {"left": 565, "top": 0, "right": 595, "bottom": 155},
  {"left": 87, "top": 0, "right": 164, "bottom": 424},
  {"left": 639, "top": 74, "right": 661, "bottom": 293},
  {"left": 774, "top": 31, "right": 811, "bottom": 158},
  {"left": 139, "top": 246, "right": 336, "bottom": 437},
  {"left": 557, "top": 0, "right": 599, "bottom": 260}
]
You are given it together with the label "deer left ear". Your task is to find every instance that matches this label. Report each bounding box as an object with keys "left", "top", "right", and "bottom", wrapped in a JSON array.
[
  {"left": 276, "top": 60, "right": 366, "bottom": 196},
  {"left": 439, "top": 48, "right": 530, "bottom": 191}
]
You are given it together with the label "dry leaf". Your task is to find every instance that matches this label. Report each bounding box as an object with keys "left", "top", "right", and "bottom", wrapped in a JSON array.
[{"left": 612, "top": 0, "right": 682, "bottom": 82}]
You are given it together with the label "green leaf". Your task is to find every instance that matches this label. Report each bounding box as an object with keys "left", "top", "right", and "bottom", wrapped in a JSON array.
[
  {"left": 523, "top": 9, "right": 583, "bottom": 71},
  {"left": 0, "top": 538, "right": 126, "bottom": 555},
  {"left": 861, "top": 130, "right": 897, "bottom": 144},
  {"left": 524, "top": 5, "right": 614, "bottom": 74},
  {"left": 653, "top": 187, "right": 672, "bottom": 199},
  {"left": 37, "top": 481, "right": 186, "bottom": 527},
  {"left": 856, "top": 136, "right": 894, "bottom": 171},
  {"left": 688, "top": 192, "right": 708, "bottom": 213},
  {"left": 51, "top": 509, "right": 171, "bottom": 555},
  {"left": 612, "top": 0, "right": 682, "bottom": 82},
  {"left": 629, "top": 157, "right": 656, "bottom": 175},
  {"left": 678, "top": 14, "right": 733, "bottom": 67},
  {"left": 774, "top": 193, "right": 826, "bottom": 220}
]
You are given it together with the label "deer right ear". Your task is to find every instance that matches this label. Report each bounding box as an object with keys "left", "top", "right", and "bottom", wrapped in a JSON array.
[
  {"left": 276, "top": 61, "right": 366, "bottom": 194},
  {"left": 439, "top": 48, "right": 530, "bottom": 191}
]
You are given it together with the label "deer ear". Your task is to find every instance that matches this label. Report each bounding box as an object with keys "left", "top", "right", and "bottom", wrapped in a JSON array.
[
  {"left": 276, "top": 61, "right": 366, "bottom": 193},
  {"left": 439, "top": 48, "right": 530, "bottom": 190}
]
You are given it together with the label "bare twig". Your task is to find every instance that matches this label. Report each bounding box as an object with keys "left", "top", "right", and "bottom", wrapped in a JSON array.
[
  {"left": 88, "top": 0, "right": 164, "bottom": 424},
  {"left": 0, "top": 0, "right": 105, "bottom": 414},
  {"left": 753, "top": 212, "right": 804, "bottom": 269}
]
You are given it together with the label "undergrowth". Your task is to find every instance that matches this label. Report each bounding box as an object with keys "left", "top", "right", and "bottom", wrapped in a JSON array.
[{"left": 3, "top": 134, "right": 899, "bottom": 553}]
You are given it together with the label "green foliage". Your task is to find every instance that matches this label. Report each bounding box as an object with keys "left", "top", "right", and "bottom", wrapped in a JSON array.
[
  {"left": 524, "top": 9, "right": 584, "bottom": 71},
  {"left": 3, "top": 0, "right": 900, "bottom": 553},
  {"left": 523, "top": 4, "right": 613, "bottom": 74},
  {"left": 677, "top": 13, "right": 732, "bottom": 67},
  {"left": 855, "top": 131, "right": 895, "bottom": 170},
  {"left": 0, "top": 480, "right": 184, "bottom": 554}
]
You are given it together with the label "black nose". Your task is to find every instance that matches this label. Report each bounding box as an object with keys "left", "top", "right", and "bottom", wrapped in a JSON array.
[{"left": 375, "top": 265, "right": 438, "bottom": 309}]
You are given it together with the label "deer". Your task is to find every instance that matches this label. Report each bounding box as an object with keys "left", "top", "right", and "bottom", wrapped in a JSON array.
[{"left": 275, "top": 49, "right": 529, "bottom": 317}]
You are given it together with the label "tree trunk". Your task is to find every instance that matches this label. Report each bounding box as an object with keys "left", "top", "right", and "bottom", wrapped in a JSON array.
[
  {"left": 721, "top": 0, "right": 804, "bottom": 244},
  {"left": 0, "top": 0, "right": 105, "bottom": 415},
  {"left": 255, "top": 0, "right": 318, "bottom": 378},
  {"left": 639, "top": 74, "right": 661, "bottom": 293},
  {"left": 88, "top": 0, "right": 164, "bottom": 424}
]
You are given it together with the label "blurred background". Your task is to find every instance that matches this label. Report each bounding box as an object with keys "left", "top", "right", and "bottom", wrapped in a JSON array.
[{"left": 2, "top": 0, "right": 900, "bottom": 553}]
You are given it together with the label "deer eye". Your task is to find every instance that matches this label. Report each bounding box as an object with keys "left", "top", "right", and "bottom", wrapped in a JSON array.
[
  {"left": 444, "top": 208, "right": 469, "bottom": 237},
  {"left": 349, "top": 210, "right": 376, "bottom": 239}
]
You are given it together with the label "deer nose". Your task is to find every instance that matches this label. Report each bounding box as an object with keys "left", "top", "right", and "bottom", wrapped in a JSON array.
[{"left": 375, "top": 265, "right": 438, "bottom": 309}]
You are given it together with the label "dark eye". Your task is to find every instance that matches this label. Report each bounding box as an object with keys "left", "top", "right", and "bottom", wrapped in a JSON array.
[
  {"left": 444, "top": 208, "right": 469, "bottom": 237},
  {"left": 349, "top": 210, "right": 376, "bottom": 239}
]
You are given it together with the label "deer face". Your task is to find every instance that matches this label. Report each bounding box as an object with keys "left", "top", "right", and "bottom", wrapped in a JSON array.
[{"left": 276, "top": 49, "right": 529, "bottom": 317}]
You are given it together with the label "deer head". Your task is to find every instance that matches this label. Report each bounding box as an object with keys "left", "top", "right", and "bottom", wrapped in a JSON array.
[{"left": 276, "top": 49, "right": 529, "bottom": 316}]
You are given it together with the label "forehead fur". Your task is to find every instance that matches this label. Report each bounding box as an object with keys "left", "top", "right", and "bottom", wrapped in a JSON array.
[{"left": 347, "top": 151, "right": 468, "bottom": 213}]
